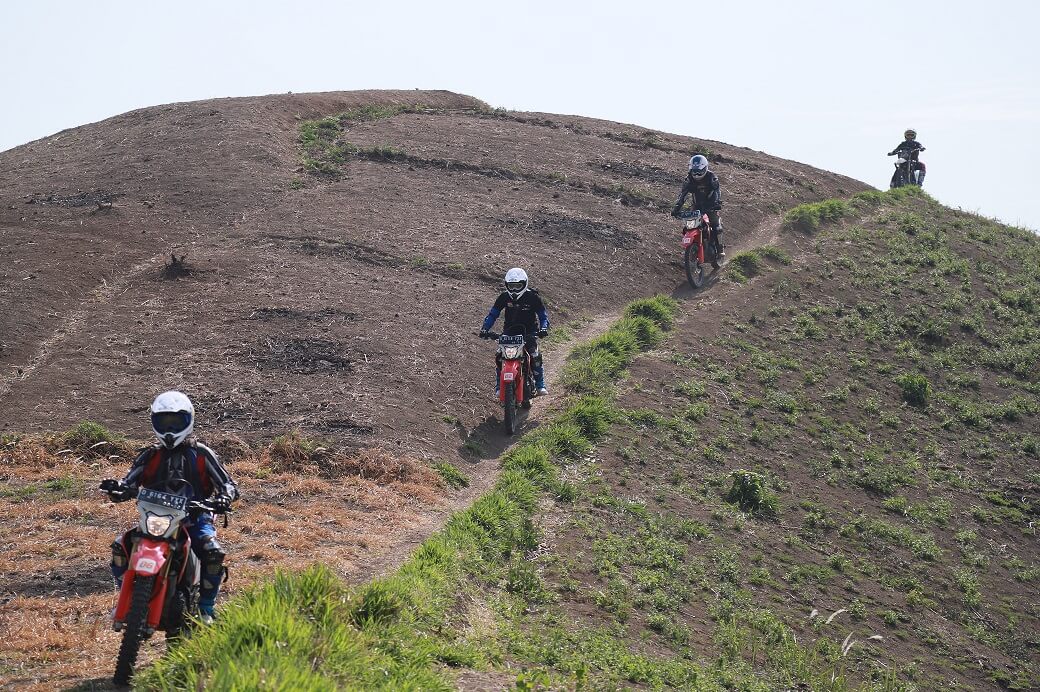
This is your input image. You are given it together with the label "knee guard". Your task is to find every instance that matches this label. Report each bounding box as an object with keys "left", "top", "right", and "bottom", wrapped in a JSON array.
[
  {"left": 199, "top": 539, "right": 227, "bottom": 593},
  {"left": 111, "top": 534, "right": 130, "bottom": 579},
  {"left": 530, "top": 350, "right": 543, "bottom": 369}
]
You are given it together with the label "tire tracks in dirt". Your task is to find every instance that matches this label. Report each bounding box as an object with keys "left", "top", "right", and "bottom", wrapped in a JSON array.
[{"left": 0, "top": 253, "right": 168, "bottom": 408}]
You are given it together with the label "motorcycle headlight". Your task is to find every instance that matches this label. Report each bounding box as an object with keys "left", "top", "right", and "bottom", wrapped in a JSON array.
[
  {"left": 145, "top": 513, "right": 173, "bottom": 537},
  {"left": 501, "top": 345, "right": 524, "bottom": 359}
]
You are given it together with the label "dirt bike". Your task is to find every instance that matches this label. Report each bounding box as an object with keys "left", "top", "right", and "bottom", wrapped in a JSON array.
[
  {"left": 481, "top": 327, "right": 536, "bottom": 435},
  {"left": 678, "top": 209, "right": 719, "bottom": 288},
  {"left": 889, "top": 149, "right": 926, "bottom": 188},
  {"left": 100, "top": 478, "right": 227, "bottom": 685}
]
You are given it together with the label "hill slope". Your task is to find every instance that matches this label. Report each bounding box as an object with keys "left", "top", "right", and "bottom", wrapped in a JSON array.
[
  {"left": 140, "top": 189, "right": 1039, "bottom": 690},
  {"left": 13, "top": 91, "right": 1009, "bottom": 689}
]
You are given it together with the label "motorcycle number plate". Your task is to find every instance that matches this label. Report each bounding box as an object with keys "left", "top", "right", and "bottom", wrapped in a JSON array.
[
  {"left": 135, "top": 557, "right": 159, "bottom": 574},
  {"left": 137, "top": 488, "right": 187, "bottom": 511},
  {"left": 503, "top": 372, "right": 515, "bottom": 381},
  {"left": 683, "top": 237, "right": 693, "bottom": 246}
]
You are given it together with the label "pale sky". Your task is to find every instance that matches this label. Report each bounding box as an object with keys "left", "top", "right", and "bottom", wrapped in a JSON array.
[{"left": 2, "top": 0, "right": 1038, "bottom": 229}]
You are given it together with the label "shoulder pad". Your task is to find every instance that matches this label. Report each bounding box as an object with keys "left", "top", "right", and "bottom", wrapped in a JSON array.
[{"left": 194, "top": 441, "right": 220, "bottom": 462}]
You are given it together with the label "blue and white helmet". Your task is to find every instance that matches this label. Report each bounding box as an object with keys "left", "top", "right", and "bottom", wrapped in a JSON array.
[
  {"left": 150, "top": 390, "right": 194, "bottom": 449},
  {"left": 504, "top": 267, "right": 529, "bottom": 300},
  {"left": 688, "top": 154, "right": 709, "bottom": 179}
]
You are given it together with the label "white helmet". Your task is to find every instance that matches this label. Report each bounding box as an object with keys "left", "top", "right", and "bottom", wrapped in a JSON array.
[
  {"left": 688, "top": 154, "right": 709, "bottom": 179},
  {"left": 150, "top": 390, "right": 194, "bottom": 449},
  {"left": 504, "top": 267, "right": 529, "bottom": 299}
]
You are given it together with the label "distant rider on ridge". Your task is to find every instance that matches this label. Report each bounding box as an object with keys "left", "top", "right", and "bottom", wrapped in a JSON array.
[
  {"left": 671, "top": 154, "right": 724, "bottom": 259},
  {"left": 888, "top": 128, "right": 926, "bottom": 188},
  {"left": 479, "top": 267, "right": 550, "bottom": 396}
]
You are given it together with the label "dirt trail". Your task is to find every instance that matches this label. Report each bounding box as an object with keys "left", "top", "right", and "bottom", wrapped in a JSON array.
[
  {"left": 360, "top": 213, "right": 788, "bottom": 582},
  {"left": 362, "top": 307, "right": 622, "bottom": 580}
]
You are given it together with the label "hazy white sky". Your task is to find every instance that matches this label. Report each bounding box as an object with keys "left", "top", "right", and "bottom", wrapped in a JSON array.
[{"left": 2, "top": 0, "right": 1038, "bottom": 229}]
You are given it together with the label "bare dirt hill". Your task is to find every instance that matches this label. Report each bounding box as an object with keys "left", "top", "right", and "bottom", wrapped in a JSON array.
[{"left": 0, "top": 89, "right": 864, "bottom": 457}]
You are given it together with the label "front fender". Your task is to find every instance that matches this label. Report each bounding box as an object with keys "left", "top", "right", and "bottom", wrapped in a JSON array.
[
  {"left": 500, "top": 359, "right": 522, "bottom": 402},
  {"left": 114, "top": 539, "right": 171, "bottom": 626}
]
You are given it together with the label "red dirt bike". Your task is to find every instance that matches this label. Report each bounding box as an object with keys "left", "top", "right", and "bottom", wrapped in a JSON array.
[
  {"left": 481, "top": 327, "right": 536, "bottom": 435},
  {"left": 679, "top": 209, "right": 720, "bottom": 288},
  {"left": 100, "top": 478, "right": 227, "bottom": 685}
]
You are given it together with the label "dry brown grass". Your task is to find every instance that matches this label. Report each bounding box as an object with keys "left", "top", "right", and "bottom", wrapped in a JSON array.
[{"left": 0, "top": 432, "right": 447, "bottom": 689}]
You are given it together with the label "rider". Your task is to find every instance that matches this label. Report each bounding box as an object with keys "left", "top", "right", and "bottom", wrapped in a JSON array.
[
  {"left": 888, "top": 128, "right": 926, "bottom": 187},
  {"left": 671, "top": 154, "right": 724, "bottom": 259},
  {"left": 479, "top": 267, "right": 550, "bottom": 396},
  {"left": 102, "top": 390, "right": 238, "bottom": 624}
]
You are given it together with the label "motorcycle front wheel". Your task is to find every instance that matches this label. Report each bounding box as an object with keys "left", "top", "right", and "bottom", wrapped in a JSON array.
[
  {"left": 113, "top": 575, "right": 155, "bottom": 685},
  {"left": 503, "top": 382, "right": 517, "bottom": 436},
  {"left": 684, "top": 244, "right": 705, "bottom": 288}
]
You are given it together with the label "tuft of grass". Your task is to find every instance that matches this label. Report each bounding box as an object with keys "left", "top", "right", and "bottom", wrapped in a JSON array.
[
  {"left": 56, "top": 421, "right": 130, "bottom": 456},
  {"left": 894, "top": 372, "right": 931, "bottom": 407},
  {"left": 433, "top": 461, "right": 469, "bottom": 490},
  {"left": 623, "top": 296, "right": 678, "bottom": 330},
  {"left": 723, "top": 470, "right": 779, "bottom": 516},
  {"left": 783, "top": 199, "right": 851, "bottom": 233}
]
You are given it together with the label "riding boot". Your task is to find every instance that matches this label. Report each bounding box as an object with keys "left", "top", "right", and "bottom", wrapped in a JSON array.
[{"left": 534, "top": 364, "right": 547, "bottom": 395}]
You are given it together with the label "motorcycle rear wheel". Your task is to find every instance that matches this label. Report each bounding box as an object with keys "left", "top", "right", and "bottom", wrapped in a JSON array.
[
  {"left": 503, "top": 382, "right": 517, "bottom": 436},
  {"left": 684, "top": 244, "right": 704, "bottom": 288},
  {"left": 113, "top": 575, "right": 155, "bottom": 685}
]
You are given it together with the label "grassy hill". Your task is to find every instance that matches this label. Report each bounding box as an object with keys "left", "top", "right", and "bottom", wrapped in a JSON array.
[{"left": 138, "top": 188, "right": 1039, "bottom": 689}]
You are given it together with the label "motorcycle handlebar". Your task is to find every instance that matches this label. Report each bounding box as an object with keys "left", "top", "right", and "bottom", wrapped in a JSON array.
[
  {"left": 479, "top": 330, "right": 546, "bottom": 340},
  {"left": 99, "top": 479, "right": 230, "bottom": 514}
]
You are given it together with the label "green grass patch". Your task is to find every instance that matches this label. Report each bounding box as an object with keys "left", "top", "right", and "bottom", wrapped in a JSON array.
[
  {"left": 783, "top": 199, "right": 851, "bottom": 233},
  {"left": 433, "top": 461, "right": 469, "bottom": 489}
]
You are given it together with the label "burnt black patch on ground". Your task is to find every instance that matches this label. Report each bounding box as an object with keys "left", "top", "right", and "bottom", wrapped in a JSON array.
[{"left": 245, "top": 337, "right": 353, "bottom": 374}]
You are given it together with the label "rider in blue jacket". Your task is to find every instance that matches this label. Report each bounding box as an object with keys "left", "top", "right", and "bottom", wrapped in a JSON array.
[{"left": 479, "top": 267, "right": 550, "bottom": 395}]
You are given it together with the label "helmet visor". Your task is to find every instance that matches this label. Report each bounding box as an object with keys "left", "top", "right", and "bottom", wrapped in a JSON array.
[
  {"left": 505, "top": 281, "right": 526, "bottom": 293},
  {"left": 152, "top": 411, "right": 191, "bottom": 435}
]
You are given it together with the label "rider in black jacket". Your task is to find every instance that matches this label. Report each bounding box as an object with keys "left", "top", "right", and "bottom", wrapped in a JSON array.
[
  {"left": 671, "top": 154, "right": 724, "bottom": 258},
  {"left": 888, "top": 129, "right": 926, "bottom": 187},
  {"left": 479, "top": 267, "right": 550, "bottom": 395},
  {"left": 103, "top": 391, "right": 238, "bottom": 623}
]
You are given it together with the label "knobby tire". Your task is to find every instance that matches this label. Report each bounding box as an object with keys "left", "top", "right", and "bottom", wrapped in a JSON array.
[
  {"left": 504, "top": 381, "right": 517, "bottom": 436},
  {"left": 113, "top": 575, "right": 155, "bottom": 685},
  {"left": 684, "top": 244, "right": 704, "bottom": 288}
]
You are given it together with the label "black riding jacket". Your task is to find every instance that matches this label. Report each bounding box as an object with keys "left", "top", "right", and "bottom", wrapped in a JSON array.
[
  {"left": 482, "top": 289, "right": 550, "bottom": 335},
  {"left": 890, "top": 140, "right": 925, "bottom": 160},
  {"left": 673, "top": 171, "right": 722, "bottom": 214},
  {"left": 122, "top": 440, "right": 239, "bottom": 501}
]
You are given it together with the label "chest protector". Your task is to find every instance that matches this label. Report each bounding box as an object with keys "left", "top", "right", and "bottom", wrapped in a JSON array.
[{"left": 140, "top": 446, "right": 212, "bottom": 498}]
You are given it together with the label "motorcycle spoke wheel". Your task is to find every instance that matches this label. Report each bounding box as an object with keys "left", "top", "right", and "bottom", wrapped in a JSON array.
[
  {"left": 113, "top": 575, "right": 155, "bottom": 685},
  {"left": 685, "top": 245, "right": 704, "bottom": 288}
]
